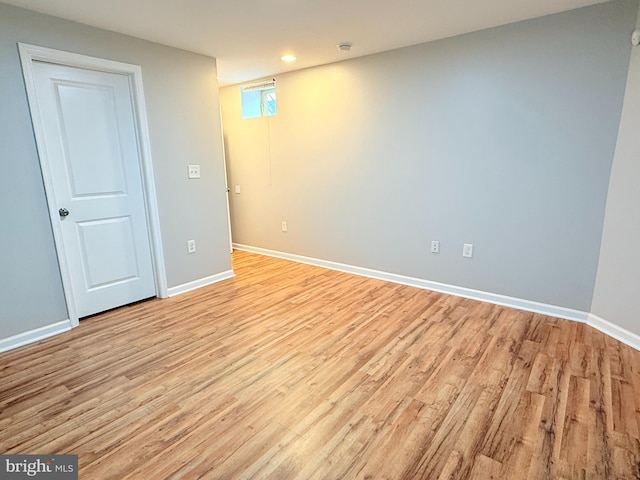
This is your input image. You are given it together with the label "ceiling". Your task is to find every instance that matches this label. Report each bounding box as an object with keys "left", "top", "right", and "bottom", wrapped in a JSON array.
[{"left": 3, "top": 0, "right": 610, "bottom": 85}]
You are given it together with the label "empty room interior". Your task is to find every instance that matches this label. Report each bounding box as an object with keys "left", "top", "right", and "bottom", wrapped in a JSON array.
[{"left": 1, "top": 0, "right": 640, "bottom": 478}]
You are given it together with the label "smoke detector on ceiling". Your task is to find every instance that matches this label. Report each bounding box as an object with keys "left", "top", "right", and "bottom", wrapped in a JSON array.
[{"left": 337, "top": 42, "right": 352, "bottom": 52}]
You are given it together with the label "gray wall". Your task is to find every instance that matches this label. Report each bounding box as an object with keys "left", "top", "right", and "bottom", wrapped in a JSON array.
[
  {"left": 0, "top": 3, "right": 231, "bottom": 339},
  {"left": 220, "top": 0, "right": 637, "bottom": 312},
  {"left": 591, "top": 6, "right": 640, "bottom": 336}
]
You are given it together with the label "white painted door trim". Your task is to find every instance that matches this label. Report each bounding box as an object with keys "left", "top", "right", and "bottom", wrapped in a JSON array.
[
  {"left": 18, "top": 43, "right": 168, "bottom": 329},
  {"left": 219, "top": 107, "right": 233, "bottom": 254}
]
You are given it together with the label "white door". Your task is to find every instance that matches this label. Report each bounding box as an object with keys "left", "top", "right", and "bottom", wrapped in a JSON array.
[{"left": 32, "top": 62, "right": 156, "bottom": 318}]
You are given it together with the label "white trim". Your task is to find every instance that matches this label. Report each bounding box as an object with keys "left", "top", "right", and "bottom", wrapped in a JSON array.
[
  {"left": 233, "top": 243, "right": 588, "bottom": 323},
  {"left": 127, "top": 60, "right": 169, "bottom": 299},
  {"left": 167, "top": 270, "right": 235, "bottom": 297},
  {"left": 0, "top": 320, "right": 72, "bottom": 353},
  {"left": 18, "top": 43, "right": 168, "bottom": 331},
  {"left": 588, "top": 314, "right": 640, "bottom": 351},
  {"left": 220, "top": 107, "right": 233, "bottom": 254},
  {"left": 233, "top": 245, "right": 640, "bottom": 351}
]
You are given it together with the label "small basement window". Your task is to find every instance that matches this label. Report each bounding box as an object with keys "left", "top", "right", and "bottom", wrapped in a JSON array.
[{"left": 241, "top": 79, "right": 276, "bottom": 119}]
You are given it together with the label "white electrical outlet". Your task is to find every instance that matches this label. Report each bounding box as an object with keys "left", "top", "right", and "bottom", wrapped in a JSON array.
[
  {"left": 188, "top": 164, "right": 201, "bottom": 179},
  {"left": 187, "top": 239, "right": 196, "bottom": 253},
  {"left": 463, "top": 243, "right": 473, "bottom": 258},
  {"left": 281, "top": 221, "right": 287, "bottom": 232},
  {"left": 431, "top": 240, "right": 440, "bottom": 254}
]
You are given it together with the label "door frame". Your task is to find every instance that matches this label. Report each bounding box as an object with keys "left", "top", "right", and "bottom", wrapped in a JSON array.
[
  {"left": 19, "top": 43, "right": 168, "bottom": 328},
  {"left": 219, "top": 108, "right": 233, "bottom": 254}
]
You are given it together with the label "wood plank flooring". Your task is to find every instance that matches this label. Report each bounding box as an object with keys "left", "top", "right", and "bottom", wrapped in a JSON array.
[{"left": 2, "top": 250, "right": 640, "bottom": 479}]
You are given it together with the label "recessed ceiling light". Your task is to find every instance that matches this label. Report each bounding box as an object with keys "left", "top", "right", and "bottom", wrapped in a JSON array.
[
  {"left": 281, "top": 55, "right": 297, "bottom": 62},
  {"left": 337, "top": 42, "right": 352, "bottom": 52}
]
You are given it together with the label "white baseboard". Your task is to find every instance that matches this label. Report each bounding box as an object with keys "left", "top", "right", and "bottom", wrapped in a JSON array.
[
  {"left": 234, "top": 244, "right": 640, "bottom": 351},
  {"left": 1, "top": 271, "right": 236, "bottom": 352},
  {"left": 0, "top": 320, "right": 73, "bottom": 353},
  {"left": 167, "top": 270, "right": 235, "bottom": 297},
  {"left": 5, "top": 261, "right": 638, "bottom": 354},
  {"left": 233, "top": 244, "right": 588, "bottom": 323},
  {"left": 587, "top": 314, "right": 640, "bottom": 351}
]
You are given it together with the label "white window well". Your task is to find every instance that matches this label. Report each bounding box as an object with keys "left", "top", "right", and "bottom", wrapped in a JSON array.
[{"left": 241, "top": 79, "right": 276, "bottom": 119}]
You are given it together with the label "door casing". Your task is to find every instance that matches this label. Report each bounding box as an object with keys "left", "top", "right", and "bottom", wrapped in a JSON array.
[{"left": 19, "top": 43, "right": 168, "bottom": 328}]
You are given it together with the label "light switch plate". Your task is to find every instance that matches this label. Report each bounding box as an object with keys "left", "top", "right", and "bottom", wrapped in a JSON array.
[
  {"left": 188, "top": 164, "right": 201, "bottom": 179},
  {"left": 234, "top": 185, "right": 241, "bottom": 194}
]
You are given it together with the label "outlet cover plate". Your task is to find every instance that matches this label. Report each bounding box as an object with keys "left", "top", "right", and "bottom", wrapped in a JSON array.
[{"left": 188, "top": 164, "right": 201, "bottom": 179}]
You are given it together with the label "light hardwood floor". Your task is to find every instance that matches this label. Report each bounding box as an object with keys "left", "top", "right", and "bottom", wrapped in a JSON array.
[{"left": 1, "top": 251, "right": 640, "bottom": 479}]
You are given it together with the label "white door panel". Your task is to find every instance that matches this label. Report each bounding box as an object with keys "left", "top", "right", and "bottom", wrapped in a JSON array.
[
  {"left": 76, "top": 216, "right": 139, "bottom": 289},
  {"left": 57, "top": 82, "right": 128, "bottom": 196},
  {"left": 33, "top": 62, "right": 156, "bottom": 318}
]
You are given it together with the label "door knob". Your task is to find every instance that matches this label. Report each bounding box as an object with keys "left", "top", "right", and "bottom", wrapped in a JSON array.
[{"left": 58, "top": 208, "right": 70, "bottom": 217}]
